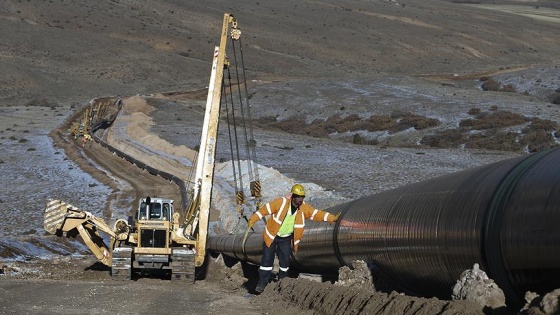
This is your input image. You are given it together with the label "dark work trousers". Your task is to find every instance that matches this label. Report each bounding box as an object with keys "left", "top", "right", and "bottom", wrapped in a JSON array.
[{"left": 257, "top": 234, "right": 293, "bottom": 288}]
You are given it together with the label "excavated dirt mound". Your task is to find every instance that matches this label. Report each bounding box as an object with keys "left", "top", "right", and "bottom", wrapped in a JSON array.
[{"left": 254, "top": 278, "right": 486, "bottom": 315}]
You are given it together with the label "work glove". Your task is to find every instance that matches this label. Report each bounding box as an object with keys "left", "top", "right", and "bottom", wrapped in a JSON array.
[{"left": 334, "top": 212, "right": 342, "bottom": 221}]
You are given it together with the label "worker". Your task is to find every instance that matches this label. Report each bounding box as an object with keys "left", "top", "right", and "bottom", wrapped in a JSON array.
[{"left": 247, "top": 184, "right": 340, "bottom": 293}]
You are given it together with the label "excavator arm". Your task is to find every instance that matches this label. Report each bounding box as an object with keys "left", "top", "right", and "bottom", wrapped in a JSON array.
[{"left": 44, "top": 199, "right": 127, "bottom": 266}]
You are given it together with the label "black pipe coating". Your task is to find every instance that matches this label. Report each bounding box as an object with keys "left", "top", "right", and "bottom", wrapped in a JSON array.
[{"left": 208, "top": 147, "right": 560, "bottom": 304}]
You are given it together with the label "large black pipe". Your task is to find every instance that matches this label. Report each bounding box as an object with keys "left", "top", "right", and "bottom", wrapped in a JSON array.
[{"left": 208, "top": 147, "right": 560, "bottom": 305}]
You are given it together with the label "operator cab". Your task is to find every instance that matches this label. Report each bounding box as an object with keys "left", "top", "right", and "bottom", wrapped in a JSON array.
[{"left": 138, "top": 197, "right": 174, "bottom": 221}]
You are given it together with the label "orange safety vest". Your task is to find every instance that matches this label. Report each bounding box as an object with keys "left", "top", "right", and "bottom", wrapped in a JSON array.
[{"left": 248, "top": 196, "right": 337, "bottom": 252}]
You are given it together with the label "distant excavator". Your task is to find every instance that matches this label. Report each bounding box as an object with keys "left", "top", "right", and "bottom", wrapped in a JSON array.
[{"left": 44, "top": 13, "right": 261, "bottom": 282}]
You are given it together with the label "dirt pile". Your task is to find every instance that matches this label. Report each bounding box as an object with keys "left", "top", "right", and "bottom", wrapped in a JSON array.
[
  {"left": 452, "top": 263, "right": 506, "bottom": 311},
  {"left": 255, "top": 277, "right": 485, "bottom": 315},
  {"left": 519, "top": 289, "right": 560, "bottom": 315},
  {"left": 336, "top": 260, "right": 376, "bottom": 292}
]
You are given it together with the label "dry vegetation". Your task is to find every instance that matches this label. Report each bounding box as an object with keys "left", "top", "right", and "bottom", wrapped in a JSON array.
[
  {"left": 254, "top": 111, "right": 440, "bottom": 145},
  {"left": 480, "top": 77, "right": 517, "bottom": 93},
  {"left": 254, "top": 104, "right": 559, "bottom": 153},
  {"left": 424, "top": 109, "right": 559, "bottom": 152},
  {"left": 250, "top": 67, "right": 560, "bottom": 153}
]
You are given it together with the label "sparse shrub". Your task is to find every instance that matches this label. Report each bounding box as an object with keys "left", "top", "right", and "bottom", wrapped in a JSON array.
[
  {"left": 421, "top": 129, "right": 466, "bottom": 148},
  {"left": 277, "top": 146, "right": 294, "bottom": 150},
  {"left": 397, "top": 113, "right": 439, "bottom": 130},
  {"left": 489, "top": 105, "right": 498, "bottom": 111},
  {"left": 336, "top": 114, "right": 361, "bottom": 132},
  {"left": 255, "top": 116, "right": 277, "bottom": 125},
  {"left": 22, "top": 229, "right": 37, "bottom": 235},
  {"left": 306, "top": 119, "right": 328, "bottom": 137},
  {"left": 322, "top": 116, "right": 340, "bottom": 134},
  {"left": 26, "top": 98, "right": 56, "bottom": 107},
  {"left": 460, "top": 111, "right": 526, "bottom": 130},
  {"left": 388, "top": 124, "right": 413, "bottom": 134},
  {"left": 466, "top": 131, "right": 522, "bottom": 151},
  {"left": 274, "top": 116, "right": 307, "bottom": 134},
  {"left": 467, "top": 108, "right": 481, "bottom": 115},
  {"left": 481, "top": 79, "right": 501, "bottom": 91},
  {"left": 520, "top": 130, "right": 554, "bottom": 153},
  {"left": 350, "top": 118, "right": 374, "bottom": 131},
  {"left": 526, "top": 118, "right": 558, "bottom": 131},
  {"left": 548, "top": 92, "right": 560, "bottom": 105},
  {"left": 365, "top": 115, "right": 395, "bottom": 131},
  {"left": 351, "top": 133, "right": 379, "bottom": 145},
  {"left": 27, "top": 148, "right": 36, "bottom": 151},
  {"left": 519, "top": 118, "right": 559, "bottom": 152},
  {"left": 18, "top": 138, "right": 28, "bottom": 143},
  {"left": 352, "top": 133, "right": 364, "bottom": 144}
]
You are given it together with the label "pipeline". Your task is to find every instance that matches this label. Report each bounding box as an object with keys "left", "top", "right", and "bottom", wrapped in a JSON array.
[{"left": 208, "top": 146, "right": 560, "bottom": 306}]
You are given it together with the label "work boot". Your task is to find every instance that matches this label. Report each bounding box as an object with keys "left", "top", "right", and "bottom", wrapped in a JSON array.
[
  {"left": 255, "top": 283, "right": 267, "bottom": 294},
  {"left": 278, "top": 271, "right": 288, "bottom": 280},
  {"left": 256, "top": 269, "right": 271, "bottom": 293}
]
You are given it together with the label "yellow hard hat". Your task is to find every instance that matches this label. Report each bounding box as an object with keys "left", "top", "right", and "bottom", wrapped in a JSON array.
[{"left": 291, "top": 184, "right": 306, "bottom": 197}]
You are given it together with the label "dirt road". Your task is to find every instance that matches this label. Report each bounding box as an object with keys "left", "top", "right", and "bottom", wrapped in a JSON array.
[{"left": 0, "top": 256, "right": 264, "bottom": 315}]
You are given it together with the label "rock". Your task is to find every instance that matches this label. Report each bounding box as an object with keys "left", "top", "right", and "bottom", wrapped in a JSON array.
[
  {"left": 336, "top": 260, "right": 375, "bottom": 292},
  {"left": 452, "top": 263, "right": 506, "bottom": 310},
  {"left": 519, "top": 289, "right": 560, "bottom": 315},
  {"left": 541, "top": 289, "right": 560, "bottom": 315}
]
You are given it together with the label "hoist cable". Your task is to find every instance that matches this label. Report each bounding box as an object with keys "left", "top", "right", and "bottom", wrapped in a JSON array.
[
  {"left": 225, "top": 66, "right": 245, "bottom": 200},
  {"left": 234, "top": 38, "right": 262, "bottom": 201},
  {"left": 239, "top": 37, "right": 259, "bottom": 171},
  {"left": 231, "top": 38, "right": 256, "bottom": 184},
  {"left": 222, "top": 80, "right": 240, "bottom": 196},
  {"left": 237, "top": 38, "right": 260, "bottom": 183}
]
